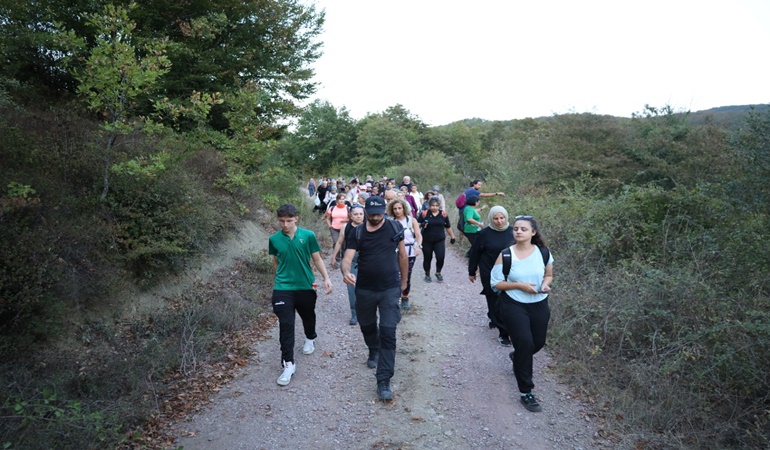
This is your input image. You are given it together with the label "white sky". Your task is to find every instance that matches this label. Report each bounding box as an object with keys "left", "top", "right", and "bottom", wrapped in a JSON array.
[{"left": 307, "top": 0, "right": 770, "bottom": 126}]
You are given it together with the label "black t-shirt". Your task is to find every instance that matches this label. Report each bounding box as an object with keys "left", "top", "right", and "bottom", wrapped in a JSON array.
[
  {"left": 346, "top": 220, "right": 403, "bottom": 290},
  {"left": 468, "top": 226, "right": 515, "bottom": 293},
  {"left": 417, "top": 210, "right": 452, "bottom": 243},
  {"left": 317, "top": 185, "right": 329, "bottom": 201}
]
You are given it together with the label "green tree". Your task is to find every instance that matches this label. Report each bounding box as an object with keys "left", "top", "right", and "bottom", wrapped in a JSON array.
[
  {"left": 282, "top": 100, "right": 357, "bottom": 173},
  {"left": 57, "top": 3, "right": 170, "bottom": 201},
  {"left": 121, "top": 0, "right": 325, "bottom": 130},
  {"left": 732, "top": 105, "right": 770, "bottom": 213}
]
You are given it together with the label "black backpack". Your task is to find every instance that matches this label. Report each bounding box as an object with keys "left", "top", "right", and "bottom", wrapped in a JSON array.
[
  {"left": 354, "top": 219, "right": 404, "bottom": 248},
  {"left": 498, "top": 245, "right": 551, "bottom": 296}
]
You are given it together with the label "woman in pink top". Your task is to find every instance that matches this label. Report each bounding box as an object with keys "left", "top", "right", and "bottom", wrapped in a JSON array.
[{"left": 326, "top": 193, "right": 350, "bottom": 264}]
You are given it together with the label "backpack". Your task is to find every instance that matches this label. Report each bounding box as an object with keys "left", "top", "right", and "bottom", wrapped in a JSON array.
[
  {"left": 499, "top": 245, "right": 551, "bottom": 294},
  {"left": 354, "top": 219, "right": 404, "bottom": 248},
  {"left": 455, "top": 192, "right": 466, "bottom": 209}
]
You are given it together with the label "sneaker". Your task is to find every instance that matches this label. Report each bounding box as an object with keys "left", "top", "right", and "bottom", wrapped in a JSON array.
[
  {"left": 277, "top": 361, "right": 295, "bottom": 386},
  {"left": 435, "top": 273, "right": 444, "bottom": 283},
  {"left": 400, "top": 297, "right": 411, "bottom": 312},
  {"left": 488, "top": 320, "right": 495, "bottom": 329},
  {"left": 303, "top": 338, "right": 315, "bottom": 355},
  {"left": 367, "top": 350, "right": 378, "bottom": 369},
  {"left": 508, "top": 351, "right": 515, "bottom": 371},
  {"left": 498, "top": 336, "right": 512, "bottom": 347},
  {"left": 377, "top": 380, "right": 393, "bottom": 401},
  {"left": 424, "top": 274, "right": 432, "bottom": 282},
  {"left": 520, "top": 392, "right": 542, "bottom": 412},
  {"left": 349, "top": 316, "right": 358, "bottom": 326}
]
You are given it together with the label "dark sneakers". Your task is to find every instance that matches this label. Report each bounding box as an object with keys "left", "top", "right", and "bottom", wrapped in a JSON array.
[
  {"left": 424, "top": 274, "right": 432, "bottom": 282},
  {"left": 367, "top": 350, "right": 378, "bottom": 369},
  {"left": 400, "top": 297, "right": 411, "bottom": 312},
  {"left": 498, "top": 336, "right": 512, "bottom": 347},
  {"left": 377, "top": 380, "right": 393, "bottom": 401},
  {"left": 520, "top": 392, "right": 542, "bottom": 412},
  {"left": 435, "top": 273, "right": 444, "bottom": 282}
]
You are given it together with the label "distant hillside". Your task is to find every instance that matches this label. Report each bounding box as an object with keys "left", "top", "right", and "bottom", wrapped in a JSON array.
[
  {"left": 444, "top": 104, "right": 770, "bottom": 132},
  {"left": 686, "top": 104, "right": 770, "bottom": 131}
]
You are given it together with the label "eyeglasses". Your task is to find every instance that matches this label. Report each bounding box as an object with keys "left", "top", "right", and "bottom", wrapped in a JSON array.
[{"left": 514, "top": 215, "right": 533, "bottom": 220}]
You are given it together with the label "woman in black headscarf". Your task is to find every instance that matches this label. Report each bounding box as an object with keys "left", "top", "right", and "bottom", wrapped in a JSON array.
[{"left": 468, "top": 205, "right": 514, "bottom": 346}]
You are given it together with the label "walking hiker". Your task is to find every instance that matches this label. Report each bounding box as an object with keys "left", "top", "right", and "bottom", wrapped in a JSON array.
[
  {"left": 468, "top": 205, "right": 515, "bottom": 346},
  {"left": 268, "top": 204, "right": 333, "bottom": 386},
  {"left": 330, "top": 204, "right": 365, "bottom": 325},
  {"left": 417, "top": 197, "right": 456, "bottom": 283},
  {"left": 387, "top": 198, "right": 422, "bottom": 312},
  {"left": 461, "top": 195, "right": 486, "bottom": 257},
  {"left": 341, "top": 196, "right": 408, "bottom": 401},
  {"left": 490, "top": 215, "right": 554, "bottom": 412}
]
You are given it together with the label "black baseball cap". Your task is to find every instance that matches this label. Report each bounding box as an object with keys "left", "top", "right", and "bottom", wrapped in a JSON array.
[{"left": 365, "top": 195, "right": 386, "bottom": 215}]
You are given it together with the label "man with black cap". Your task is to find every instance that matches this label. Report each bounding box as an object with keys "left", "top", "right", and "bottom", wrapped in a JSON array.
[{"left": 341, "top": 195, "right": 408, "bottom": 401}]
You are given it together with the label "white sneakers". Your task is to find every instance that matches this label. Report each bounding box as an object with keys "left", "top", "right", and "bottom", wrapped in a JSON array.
[
  {"left": 277, "top": 361, "right": 296, "bottom": 386},
  {"left": 302, "top": 338, "right": 315, "bottom": 355},
  {"left": 277, "top": 339, "right": 315, "bottom": 386}
]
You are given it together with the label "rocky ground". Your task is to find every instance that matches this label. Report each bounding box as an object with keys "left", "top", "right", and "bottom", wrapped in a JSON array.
[{"left": 169, "top": 230, "right": 606, "bottom": 450}]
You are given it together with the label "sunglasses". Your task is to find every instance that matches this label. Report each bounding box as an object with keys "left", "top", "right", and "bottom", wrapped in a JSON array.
[{"left": 514, "top": 215, "right": 534, "bottom": 220}]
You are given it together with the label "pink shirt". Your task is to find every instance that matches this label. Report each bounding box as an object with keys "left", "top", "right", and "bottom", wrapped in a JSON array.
[{"left": 330, "top": 204, "right": 349, "bottom": 230}]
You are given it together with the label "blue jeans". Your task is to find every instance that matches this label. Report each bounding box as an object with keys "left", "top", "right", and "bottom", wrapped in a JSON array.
[
  {"left": 355, "top": 286, "right": 402, "bottom": 382},
  {"left": 347, "top": 254, "right": 358, "bottom": 318}
]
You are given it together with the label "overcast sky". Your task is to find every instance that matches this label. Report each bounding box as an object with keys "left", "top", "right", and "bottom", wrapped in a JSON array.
[{"left": 307, "top": 0, "right": 770, "bottom": 126}]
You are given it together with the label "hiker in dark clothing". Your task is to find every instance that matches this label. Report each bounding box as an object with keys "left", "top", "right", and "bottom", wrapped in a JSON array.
[{"left": 468, "top": 205, "right": 515, "bottom": 347}]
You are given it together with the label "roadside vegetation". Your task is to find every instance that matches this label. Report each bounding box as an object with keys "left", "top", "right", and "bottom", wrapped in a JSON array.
[{"left": 1, "top": 1, "right": 768, "bottom": 448}]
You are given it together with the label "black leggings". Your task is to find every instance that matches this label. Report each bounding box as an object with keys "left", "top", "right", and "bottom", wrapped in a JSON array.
[
  {"left": 498, "top": 296, "right": 550, "bottom": 393},
  {"left": 422, "top": 239, "right": 446, "bottom": 275}
]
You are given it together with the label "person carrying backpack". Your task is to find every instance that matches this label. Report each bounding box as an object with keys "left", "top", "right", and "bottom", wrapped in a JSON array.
[
  {"left": 456, "top": 179, "right": 505, "bottom": 237},
  {"left": 387, "top": 198, "right": 423, "bottom": 312},
  {"left": 490, "top": 215, "right": 553, "bottom": 413},
  {"left": 341, "top": 196, "right": 408, "bottom": 401}
]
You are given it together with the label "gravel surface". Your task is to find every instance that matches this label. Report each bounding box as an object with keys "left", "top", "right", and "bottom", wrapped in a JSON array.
[{"left": 172, "top": 238, "right": 602, "bottom": 450}]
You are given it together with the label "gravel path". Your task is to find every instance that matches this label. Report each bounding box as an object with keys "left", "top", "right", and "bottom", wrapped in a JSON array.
[{"left": 172, "top": 239, "right": 601, "bottom": 449}]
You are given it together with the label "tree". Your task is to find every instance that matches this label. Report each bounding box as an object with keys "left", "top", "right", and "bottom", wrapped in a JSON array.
[
  {"left": 57, "top": 3, "right": 170, "bottom": 201},
  {"left": 732, "top": 105, "right": 770, "bottom": 213},
  {"left": 122, "top": 0, "right": 325, "bottom": 130},
  {"left": 282, "top": 100, "right": 357, "bottom": 173}
]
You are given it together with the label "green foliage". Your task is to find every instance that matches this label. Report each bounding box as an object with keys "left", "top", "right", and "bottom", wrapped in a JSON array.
[
  {"left": 281, "top": 100, "right": 357, "bottom": 173},
  {"left": 56, "top": 3, "right": 171, "bottom": 201},
  {"left": 106, "top": 165, "right": 233, "bottom": 282},
  {"left": 2, "top": 388, "right": 124, "bottom": 449},
  {"left": 731, "top": 105, "right": 770, "bottom": 214}
]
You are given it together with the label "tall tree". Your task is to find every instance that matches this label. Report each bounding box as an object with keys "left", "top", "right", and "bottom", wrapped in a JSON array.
[
  {"left": 282, "top": 100, "right": 357, "bottom": 173},
  {"left": 57, "top": 3, "right": 171, "bottom": 201}
]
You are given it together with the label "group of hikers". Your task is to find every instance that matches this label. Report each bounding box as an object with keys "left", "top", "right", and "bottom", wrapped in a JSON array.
[{"left": 269, "top": 176, "right": 554, "bottom": 412}]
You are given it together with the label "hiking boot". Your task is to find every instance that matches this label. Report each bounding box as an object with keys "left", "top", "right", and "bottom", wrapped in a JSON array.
[
  {"left": 367, "top": 350, "right": 378, "bottom": 369},
  {"left": 498, "top": 336, "right": 512, "bottom": 347},
  {"left": 302, "top": 338, "right": 315, "bottom": 355},
  {"left": 277, "top": 361, "right": 295, "bottom": 386},
  {"left": 435, "top": 273, "right": 444, "bottom": 283},
  {"left": 424, "top": 274, "right": 432, "bottom": 282},
  {"left": 377, "top": 380, "right": 393, "bottom": 401},
  {"left": 400, "top": 297, "right": 411, "bottom": 312},
  {"left": 520, "top": 392, "right": 542, "bottom": 412}
]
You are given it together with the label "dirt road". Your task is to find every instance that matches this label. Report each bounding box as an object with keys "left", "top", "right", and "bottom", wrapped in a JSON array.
[{"left": 172, "top": 235, "right": 601, "bottom": 449}]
